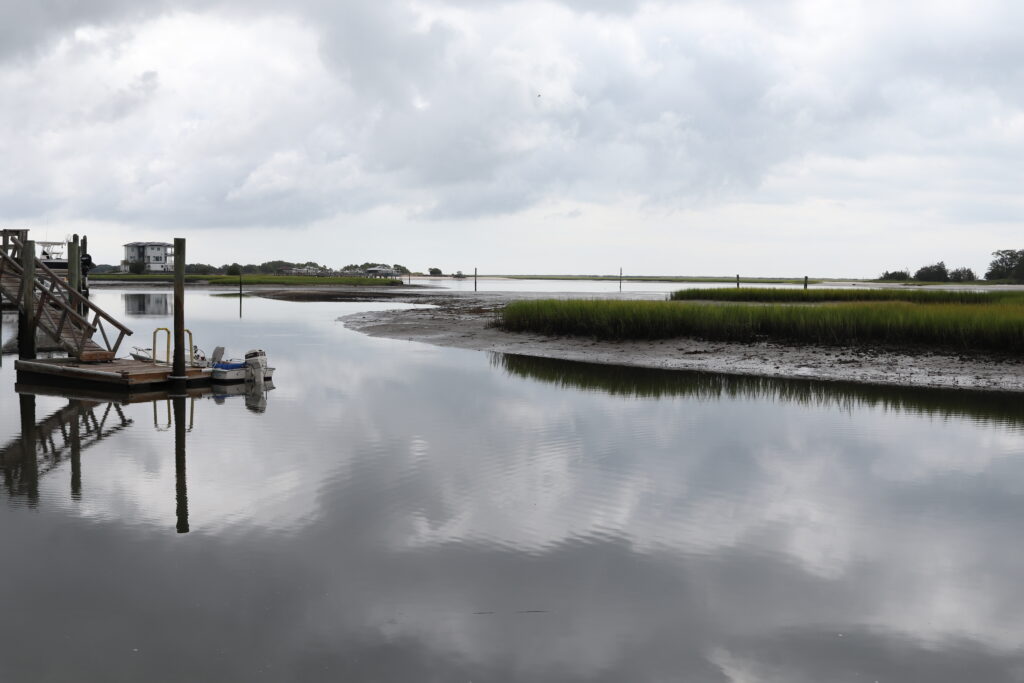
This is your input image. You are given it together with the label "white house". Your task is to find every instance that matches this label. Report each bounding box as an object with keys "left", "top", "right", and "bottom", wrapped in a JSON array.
[{"left": 121, "top": 242, "right": 173, "bottom": 273}]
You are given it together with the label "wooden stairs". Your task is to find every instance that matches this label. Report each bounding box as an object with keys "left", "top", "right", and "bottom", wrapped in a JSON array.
[{"left": 1, "top": 230, "right": 132, "bottom": 362}]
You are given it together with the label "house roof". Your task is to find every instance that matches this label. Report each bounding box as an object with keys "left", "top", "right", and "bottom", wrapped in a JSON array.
[{"left": 124, "top": 242, "right": 173, "bottom": 247}]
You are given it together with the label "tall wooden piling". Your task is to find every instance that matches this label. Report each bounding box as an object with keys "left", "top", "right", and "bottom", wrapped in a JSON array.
[
  {"left": 736, "top": 274, "right": 740, "bottom": 289},
  {"left": 68, "top": 236, "right": 81, "bottom": 313},
  {"left": 80, "top": 235, "right": 89, "bottom": 298},
  {"left": 171, "top": 238, "right": 186, "bottom": 390},
  {"left": 19, "top": 239, "right": 36, "bottom": 359},
  {"left": 804, "top": 275, "right": 808, "bottom": 290},
  {"left": 619, "top": 267, "right": 623, "bottom": 292},
  {"left": 474, "top": 267, "right": 478, "bottom": 292}
]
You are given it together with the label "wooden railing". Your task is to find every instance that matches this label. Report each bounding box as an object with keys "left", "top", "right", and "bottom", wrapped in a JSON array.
[{"left": 0, "top": 230, "right": 132, "bottom": 361}]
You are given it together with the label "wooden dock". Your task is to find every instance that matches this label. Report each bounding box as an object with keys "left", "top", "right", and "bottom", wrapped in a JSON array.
[{"left": 14, "top": 358, "right": 211, "bottom": 390}]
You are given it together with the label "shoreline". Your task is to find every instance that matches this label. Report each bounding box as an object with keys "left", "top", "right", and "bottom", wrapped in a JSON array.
[{"left": 334, "top": 291, "right": 1024, "bottom": 393}]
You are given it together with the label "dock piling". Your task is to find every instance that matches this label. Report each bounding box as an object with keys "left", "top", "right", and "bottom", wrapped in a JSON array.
[
  {"left": 474, "top": 267, "right": 477, "bottom": 292},
  {"left": 68, "top": 235, "right": 81, "bottom": 313},
  {"left": 171, "top": 238, "right": 186, "bottom": 390},
  {"left": 19, "top": 239, "right": 36, "bottom": 359}
]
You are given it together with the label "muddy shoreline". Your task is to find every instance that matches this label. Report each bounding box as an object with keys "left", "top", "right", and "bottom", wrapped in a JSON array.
[{"left": 325, "top": 289, "right": 1024, "bottom": 393}]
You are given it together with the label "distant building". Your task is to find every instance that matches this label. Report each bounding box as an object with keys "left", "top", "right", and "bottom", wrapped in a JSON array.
[
  {"left": 278, "top": 266, "right": 329, "bottom": 276},
  {"left": 121, "top": 242, "right": 173, "bottom": 273},
  {"left": 366, "top": 266, "right": 399, "bottom": 278}
]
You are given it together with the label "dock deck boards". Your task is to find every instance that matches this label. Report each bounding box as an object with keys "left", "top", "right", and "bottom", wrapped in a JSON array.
[{"left": 14, "top": 357, "right": 211, "bottom": 388}]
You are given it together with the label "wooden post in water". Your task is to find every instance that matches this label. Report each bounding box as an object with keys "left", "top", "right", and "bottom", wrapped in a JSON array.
[
  {"left": 736, "top": 274, "right": 740, "bottom": 289},
  {"left": 68, "top": 235, "right": 81, "bottom": 308},
  {"left": 19, "top": 239, "right": 36, "bottom": 359},
  {"left": 171, "top": 238, "right": 186, "bottom": 390},
  {"left": 804, "top": 275, "right": 808, "bottom": 290},
  {"left": 474, "top": 267, "right": 478, "bottom": 292},
  {"left": 619, "top": 267, "right": 623, "bottom": 292}
]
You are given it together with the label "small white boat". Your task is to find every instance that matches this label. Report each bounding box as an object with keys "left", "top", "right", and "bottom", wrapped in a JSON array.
[
  {"left": 130, "top": 345, "right": 207, "bottom": 364},
  {"left": 211, "top": 348, "right": 275, "bottom": 383}
]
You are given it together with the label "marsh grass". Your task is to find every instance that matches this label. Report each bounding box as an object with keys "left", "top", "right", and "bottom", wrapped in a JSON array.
[
  {"left": 669, "top": 287, "right": 1024, "bottom": 305},
  {"left": 500, "top": 299, "right": 1024, "bottom": 352}
]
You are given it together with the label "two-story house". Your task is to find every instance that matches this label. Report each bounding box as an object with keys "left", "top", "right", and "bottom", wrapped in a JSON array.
[{"left": 121, "top": 242, "right": 174, "bottom": 273}]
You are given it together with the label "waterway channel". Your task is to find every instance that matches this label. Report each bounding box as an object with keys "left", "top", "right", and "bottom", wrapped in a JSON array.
[{"left": 1, "top": 288, "right": 1023, "bottom": 681}]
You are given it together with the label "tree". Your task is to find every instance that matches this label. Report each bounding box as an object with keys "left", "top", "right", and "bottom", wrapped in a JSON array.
[
  {"left": 392, "top": 264, "right": 410, "bottom": 274},
  {"left": 985, "top": 249, "right": 1024, "bottom": 280},
  {"left": 127, "top": 260, "right": 145, "bottom": 275},
  {"left": 913, "top": 262, "right": 949, "bottom": 282},
  {"left": 879, "top": 269, "right": 909, "bottom": 281},
  {"left": 948, "top": 267, "right": 976, "bottom": 282},
  {"left": 428, "top": 267, "right": 442, "bottom": 276},
  {"left": 226, "top": 263, "right": 242, "bottom": 276}
]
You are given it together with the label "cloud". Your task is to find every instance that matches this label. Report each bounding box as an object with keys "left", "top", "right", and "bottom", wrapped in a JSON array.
[{"left": 0, "top": 0, "right": 1021, "bottom": 273}]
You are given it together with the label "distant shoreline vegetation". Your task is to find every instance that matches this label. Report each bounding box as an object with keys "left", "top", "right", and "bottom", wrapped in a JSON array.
[
  {"left": 501, "top": 275, "right": 820, "bottom": 284},
  {"left": 668, "top": 288, "right": 1024, "bottom": 304},
  {"left": 90, "top": 274, "right": 402, "bottom": 286},
  {"left": 499, "top": 298, "right": 1024, "bottom": 352},
  {"left": 878, "top": 249, "right": 1024, "bottom": 283}
]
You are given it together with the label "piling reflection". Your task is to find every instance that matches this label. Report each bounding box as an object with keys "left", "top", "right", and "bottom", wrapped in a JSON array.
[
  {"left": 2, "top": 380, "right": 274, "bottom": 533},
  {"left": 1, "top": 395, "right": 132, "bottom": 505},
  {"left": 493, "top": 353, "right": 1024, "bottom": 428}
]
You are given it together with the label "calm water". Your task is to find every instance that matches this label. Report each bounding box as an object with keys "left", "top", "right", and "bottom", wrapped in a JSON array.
[
  {"left": 2, "top": 289, "right": 1024, "bottom": 682},
  {"left": 412, "top": 276, "right": 804, "bottom": 294}
]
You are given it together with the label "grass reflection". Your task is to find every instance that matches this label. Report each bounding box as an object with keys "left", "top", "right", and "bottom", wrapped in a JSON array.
[{"left": 494, "top": 353, "right": 1024, "bottom": 428}]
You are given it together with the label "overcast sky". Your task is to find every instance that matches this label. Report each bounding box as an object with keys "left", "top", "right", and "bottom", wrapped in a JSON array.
[{"left": 1, "top": 0, "right": 1021, "bottom": 276}]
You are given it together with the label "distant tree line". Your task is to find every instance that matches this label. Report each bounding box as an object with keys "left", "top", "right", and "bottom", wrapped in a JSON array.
[
  {"left": 879, "top": 263, "right": 975, "bottom": 282},
  {"left": 880, "top": 250, "right": 1024, "bottom": 283},
  {"left": 92, "top": 260, "right": 416, "bottom": 275}
]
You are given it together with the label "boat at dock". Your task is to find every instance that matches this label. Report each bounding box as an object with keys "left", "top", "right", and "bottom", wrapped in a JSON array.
[{"left": 212, "top": 349, "right": 275, "bottom": 383}]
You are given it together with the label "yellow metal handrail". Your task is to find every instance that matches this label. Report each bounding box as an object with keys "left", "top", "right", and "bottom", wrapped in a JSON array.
[{"left": 151, "top": 327, "right": 194, "bottom": 365}]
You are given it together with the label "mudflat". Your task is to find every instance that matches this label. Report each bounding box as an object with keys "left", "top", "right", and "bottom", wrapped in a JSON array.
[{"left": 326, "top": 290, "right": 1024, "bottom": 393}]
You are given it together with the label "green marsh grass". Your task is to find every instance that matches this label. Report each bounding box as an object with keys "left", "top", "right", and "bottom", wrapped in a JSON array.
[
  {"left": 500, "top": 299, "right": 1024, "bottom": 352},
  {"left": 669, "top": 287, "right": 1024, "bottom": 304}
]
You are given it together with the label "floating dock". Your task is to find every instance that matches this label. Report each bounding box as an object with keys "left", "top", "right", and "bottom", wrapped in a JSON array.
[{"left": 14, "top": 358, "right": 211, "bottom": 391}]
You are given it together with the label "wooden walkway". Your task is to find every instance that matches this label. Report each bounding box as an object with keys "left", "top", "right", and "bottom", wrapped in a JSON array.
[{"left": 0, "top": 230, "right": 131, "bottom": 362}]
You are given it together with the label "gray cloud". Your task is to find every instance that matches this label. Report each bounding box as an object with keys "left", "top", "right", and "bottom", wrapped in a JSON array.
[{"left": 0, "top": 0, "right": 1021, "bottom": 273}]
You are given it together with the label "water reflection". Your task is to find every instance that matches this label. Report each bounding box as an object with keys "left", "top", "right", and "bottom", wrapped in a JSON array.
[
  {"left": 122, "top": 292, "right": 171, "bottom": 316},
  {"left": 3, "top": 381, "right": 274, "bottom": 534},
  {"left": 1, "top": 394, "right": 132, "bottom": 505},
  {"left": 495, "top": 353, "right": 1024, "bottom": 428},
  {"left": 2, "top": 289, "right": 1024, "bottom": 681}
]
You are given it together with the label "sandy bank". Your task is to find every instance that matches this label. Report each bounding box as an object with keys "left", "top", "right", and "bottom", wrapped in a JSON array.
[{"left": 335, "top": 292, "right": 1024, "bottom": 393}]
